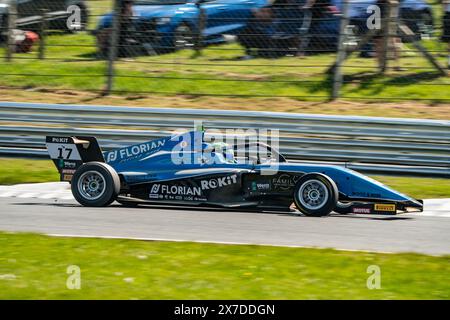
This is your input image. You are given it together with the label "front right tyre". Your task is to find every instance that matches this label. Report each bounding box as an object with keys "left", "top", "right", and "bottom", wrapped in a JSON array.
[
  {"left": 293, "top": 173, "right": 338, "bottom": 217},
  {"left": 71, "top": 162, "right": 120, "bottom": 207}
]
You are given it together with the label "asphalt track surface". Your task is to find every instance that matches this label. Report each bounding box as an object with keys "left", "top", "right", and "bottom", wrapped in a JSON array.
[{"left": 0, "top": 183, "right": 449, "bottom": 255}]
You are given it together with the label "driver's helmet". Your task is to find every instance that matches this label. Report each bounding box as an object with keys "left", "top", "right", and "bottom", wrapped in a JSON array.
[{"left": 210, "top": 142, "right": 235, "bottom": 163}]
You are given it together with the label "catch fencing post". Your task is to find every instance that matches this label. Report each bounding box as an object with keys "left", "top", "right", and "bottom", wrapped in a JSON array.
[
  {"left": 38, "top": 9, "right": 49, "bottom": 60},
  {"left": 106, "top": 0, "right": 122, "bottom": 95},
  {"left": 332, "top": 0, "right": 350, "bottom": 100},
  {"left": 380, "top": 0, "right": 398, "bottom": 73},
  {"left": 5, "top": 0, "right": 17, "bottom": 62},
  {"left": 194, "top": 2, "right": 205, "bottom": 57}
]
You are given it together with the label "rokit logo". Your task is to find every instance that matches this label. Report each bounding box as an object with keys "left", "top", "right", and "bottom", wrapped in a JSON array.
[
  {"left": 52, "top": 137, "right": 69, "bottom": 143},
  {"left": 200, "top": 175, "right": 238, "bottom": 190}
]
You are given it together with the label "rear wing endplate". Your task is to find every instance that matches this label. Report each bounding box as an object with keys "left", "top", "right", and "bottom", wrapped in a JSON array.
[{"left": 45, "top": 136, "right": 104, "bottom": 182}]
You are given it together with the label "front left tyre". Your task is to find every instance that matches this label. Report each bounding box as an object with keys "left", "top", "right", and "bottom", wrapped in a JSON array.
[
  {"left": 293, "top": 173, "right": 338, "bottom": 217},
  {"left": 71, "top": 162, "right": 120, "bottom": 207}
]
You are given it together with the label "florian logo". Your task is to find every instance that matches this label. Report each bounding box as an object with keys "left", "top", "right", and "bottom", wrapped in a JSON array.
[
  {"left": 106, "top": 139, "right": 166, "bottom": 163},
  {"left": 200, "top": 175, "right": 237, "bottom": 190},
  {"left": 150, "top": 184, "right": 161, "bottom": 194},
  {"left": 150, "top": 184, "right": 201, "bottom": 197}
]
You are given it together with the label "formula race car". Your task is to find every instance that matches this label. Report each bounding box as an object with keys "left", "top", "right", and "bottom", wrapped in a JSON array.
[{"left": 46, "top": 130, "right": 423, "bottom": 216}]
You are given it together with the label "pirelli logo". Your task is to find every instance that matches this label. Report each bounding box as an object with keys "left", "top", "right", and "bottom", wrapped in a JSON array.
[{"left": 374, "top": 204, "right": 396, "bottom": 212}]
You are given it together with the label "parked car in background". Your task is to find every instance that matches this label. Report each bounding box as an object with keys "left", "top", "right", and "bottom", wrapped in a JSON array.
[
  {"left": 95, "top": 0, "right": 269, "bottom": 56},
  {"left": 237, "top": 0, "right": 434, "bottom": 57},
  {"left": 237, "top": 0, "right": 341, "bottom": 57},
  {"left": 0, "top": 0, "right": 88, "bottom": 40}
]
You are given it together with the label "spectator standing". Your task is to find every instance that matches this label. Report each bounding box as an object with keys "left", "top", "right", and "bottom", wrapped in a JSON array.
[{"left": 118, "top": 0, "right": 135, "bottom": 57}]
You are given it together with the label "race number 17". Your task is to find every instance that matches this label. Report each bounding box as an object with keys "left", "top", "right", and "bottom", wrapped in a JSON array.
[{"left": 58, "top": 147, "right": 73, "bottom": 159}]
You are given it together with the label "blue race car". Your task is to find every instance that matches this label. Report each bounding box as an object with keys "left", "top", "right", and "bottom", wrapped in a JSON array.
[
  {"left": 95, "top": 0, "right": 268, "bottom": 54},
  {"left": 45, "top": 129, "right": 423, "bottom": 216}
]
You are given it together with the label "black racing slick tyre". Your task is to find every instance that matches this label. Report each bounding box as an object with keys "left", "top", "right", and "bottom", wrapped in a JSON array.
[
  {"left": 71, "top": 162, "right": 120, "bottom": 207},
  {"left": 116, "top": 198, "right": 139, "bottom": 208},
  {"left": 293, "top": 173, "right": 338, "bottom": 217},
  {"left": 334, "top": 201, "right": 353, "bottom": 214}
]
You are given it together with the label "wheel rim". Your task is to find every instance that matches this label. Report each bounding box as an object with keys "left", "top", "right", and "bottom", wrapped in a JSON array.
[
  {"left": 77, "top": 171, "right": 106, "bottom": 200},
  {"left": 174, "top": 25, "right": 194, "bottom": 50},
  {"left": 298, "top": 179, "right": 329, "bottom": 210}
]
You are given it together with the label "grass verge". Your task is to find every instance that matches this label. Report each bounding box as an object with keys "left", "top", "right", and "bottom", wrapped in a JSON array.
[
  {"left": 0, "top": 232, "right": 448, "bottom": 299},
  {"left": 0, "top": 158, "right": 58, "bottom": 185},
  {"left": 0, "top": 158, "right": 449, "bottom": 199},
  {"left": 373, "top": 175, "right": 450, "bottom": 199}
]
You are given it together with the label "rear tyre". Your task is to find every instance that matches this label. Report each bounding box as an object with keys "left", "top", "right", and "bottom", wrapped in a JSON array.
[
  {"left": 71, "top": 162, "right": 120, "bottom": 207},
  {"left": 293, "top": 173, "right": 338, "bottom": 217}
]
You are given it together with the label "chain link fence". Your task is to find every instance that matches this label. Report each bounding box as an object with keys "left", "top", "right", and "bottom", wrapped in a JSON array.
[{"left": 0, "top": 0, "right": 448, "bottom": 102}]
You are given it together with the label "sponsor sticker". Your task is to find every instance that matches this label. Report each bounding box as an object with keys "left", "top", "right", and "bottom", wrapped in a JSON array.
[
  {"left": 105, "top": 139, "right": 166, "bottom": 163},
  {"left": 251, "top": 181, "right": 270, "bottom": 192},
  {"left": 62, "top": 174, "right": 73, "bottom": 181},
  {"left": 374, "top": 204, "right": 396, "bottom": 212},
  {"left": 150, "top": 184, "right": 201, "bottom": 197},
  {"left": 51, "top": 137, "right": 70, "bottom": 143},
  {"left": 352, "top": 207, "right": 371, "bottom": 214},
  {"left": 272, "top": 174, "right": 300, "bottom": 191},
  {"left": 200, "top": 175, "right": 237, "bottom": 190},
  {"left": 63, "top": 161, "right": 78, "bottom": 169}
]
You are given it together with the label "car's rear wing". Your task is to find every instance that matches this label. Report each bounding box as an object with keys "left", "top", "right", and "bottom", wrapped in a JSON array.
[{"left": 45, "top": 136, "right": 104, "bottom": 182}]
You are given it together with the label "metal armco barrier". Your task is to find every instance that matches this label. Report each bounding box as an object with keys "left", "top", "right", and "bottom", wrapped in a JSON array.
[{"left": 0, "top": 102, "right": 449, "bottom": 177}]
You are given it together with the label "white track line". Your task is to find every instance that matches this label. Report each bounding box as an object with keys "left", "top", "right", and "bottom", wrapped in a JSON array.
[{"left": 46, "top": 233, "right": 399, "bottom": 255}]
